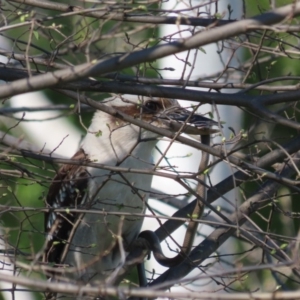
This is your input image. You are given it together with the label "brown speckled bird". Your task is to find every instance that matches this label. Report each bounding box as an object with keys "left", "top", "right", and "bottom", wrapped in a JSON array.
[{"left": 43, "top": 94, "right": 218, "bottom": 285}]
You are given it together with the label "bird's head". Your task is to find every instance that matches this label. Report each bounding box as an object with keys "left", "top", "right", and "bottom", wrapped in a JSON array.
[
  {"left": 84, "top": 94, "right": 220, "bottom": 163},
  {"left": 99, "top": 94, "right": 220, "bottom": 136}
]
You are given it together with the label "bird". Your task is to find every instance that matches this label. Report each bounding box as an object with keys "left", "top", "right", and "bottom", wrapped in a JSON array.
[{"left": 43, "top": 94, "right": 219, "bottom": 288}]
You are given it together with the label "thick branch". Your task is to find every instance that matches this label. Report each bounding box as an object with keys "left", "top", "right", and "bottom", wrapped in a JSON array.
[
  {"left": 151, "top": 152, "right": 300, "bottom": 287},
  {"left": 155, "top": 134, "right": 300, "bottom": 242},
  {"left": 0, "top": 3, "right": 299, "bottom": 100},
  {"left": 9, "top": 0, "right": 234, "bottom": 27}
]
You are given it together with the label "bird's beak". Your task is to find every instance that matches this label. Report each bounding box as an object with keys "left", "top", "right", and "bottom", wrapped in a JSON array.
[{"left": 157, "top": 107, "right": 221, "bottom": 135}]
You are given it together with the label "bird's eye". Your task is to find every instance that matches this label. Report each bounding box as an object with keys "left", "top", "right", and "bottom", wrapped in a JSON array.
[{"left": 145, "top": 101, "right": 160, "bottom": 112}]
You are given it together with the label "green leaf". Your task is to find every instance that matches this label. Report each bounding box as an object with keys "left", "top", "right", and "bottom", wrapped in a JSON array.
[
  {"left": 95, "top": 130, "right": 102, "bottom": 137},
  {"left": 137, "top": 5, "right": 147, "bottom": 11},
  {"left": 214, "top": 13, "right": 223, "bottom": 19},
  {"left": 280, "top": 243, "right": 288, "bottom": 249},
  {"left": 20, "top": 13, "right": 29, "bottom": 22},
  {"left": 33, "top": 31, "right": 39, "bottom": 40},
  {"left": 203, "top": 168, "right": 209, "bottom": 174},
  {"left": 199, "top": 47, "right": 206, "bottom": 54}
]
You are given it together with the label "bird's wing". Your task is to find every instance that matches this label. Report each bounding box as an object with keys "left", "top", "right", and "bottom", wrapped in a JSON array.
[{"left": 43, "top": 148, "right": 90, "bottom": 265}]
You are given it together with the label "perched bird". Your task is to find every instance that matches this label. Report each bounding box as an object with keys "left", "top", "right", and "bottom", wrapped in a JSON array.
[{"left": 43, "top": 94, "right": 218, "bottom": 286}]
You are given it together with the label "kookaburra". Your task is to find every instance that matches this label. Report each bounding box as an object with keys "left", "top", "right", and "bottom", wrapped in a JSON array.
[{"left": 43, "top": 94, "right": 218, "bottom": 285}]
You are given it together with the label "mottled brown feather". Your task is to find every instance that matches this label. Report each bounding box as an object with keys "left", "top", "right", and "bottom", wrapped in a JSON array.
[{"left": 44, "top": 149, "right": 90, "bottom": 265}]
